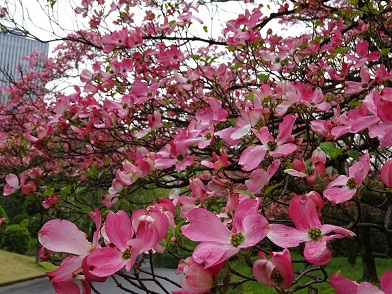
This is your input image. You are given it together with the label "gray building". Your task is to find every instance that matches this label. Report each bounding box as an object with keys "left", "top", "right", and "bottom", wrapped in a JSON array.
[{"left": 0, "top": 27, "right": 49, "bottom": 103}]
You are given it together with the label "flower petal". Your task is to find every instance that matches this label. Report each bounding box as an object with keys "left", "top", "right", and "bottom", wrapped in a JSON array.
[
  {"left": 105, "top": 210, "right": 134, "bottom": 251},
  {"left": 182, "top": 208, "right": 231, "bottom": 243},
  {"left": 267, "top": 224, "right": 308, "bottom": 248},
  {"left": 38, "top": 220, "right": 92, "bottom": 255},
  {"left": 192, "top": 242, "right": 239, "bottom": 268},
  {"left": 239, "top": 145, "right": 266, "bottom": 171},
  {"left": 330, "top": 272, "right": 359, "bottom": 294},
  {"left": 380, "top": 270, "right": 392, "bottom": 294},
  {"left": 86, "top": 247, "right": 126, "bottom": 277},
  {"left": 303, "top": 237, "right": 332, "bottom": 266}
]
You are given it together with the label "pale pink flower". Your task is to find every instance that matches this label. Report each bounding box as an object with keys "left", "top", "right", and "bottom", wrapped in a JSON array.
[{"left": 3, "top": 173, "right": 21, "bottom": 196}]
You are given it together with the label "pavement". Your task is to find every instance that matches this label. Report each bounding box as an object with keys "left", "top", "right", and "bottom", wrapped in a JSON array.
[{"left": 0, "top": 267, "right": 183, "bottom": 294}]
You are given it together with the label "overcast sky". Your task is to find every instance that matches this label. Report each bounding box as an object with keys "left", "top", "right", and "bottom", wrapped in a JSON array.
[{"left": 2, "top": 0, "right": 302, "bottom": 56}]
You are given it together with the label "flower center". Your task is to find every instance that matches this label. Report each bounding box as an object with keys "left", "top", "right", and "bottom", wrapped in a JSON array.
[
  {"left": 176, "top": 154, "right": 184, "bottom": 161},
  {"left": 271, "top": 269, "right": 283, "bottom": 283},
  {"left": 346, "top": 178, "right": 357, "bottom": 189},
  {"left": 308, "top": 227, "right": 322, "bottom": 241},
  {"left": 304, "top": 166, "right": 314, "bottom": 175},
  {"left": 230, "top": 232, "right": 245, "bottom": 247},
  {"left": 122, "top": 248, "right": 131, "bottom": 260},
  {"left": 267, "top": 141, "right": 277, "bottom": 151}
]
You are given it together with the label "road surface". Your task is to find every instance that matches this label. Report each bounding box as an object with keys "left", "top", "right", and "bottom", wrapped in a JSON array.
[{"left": 0, "top": 267, "right": 183, "bottom": 294}]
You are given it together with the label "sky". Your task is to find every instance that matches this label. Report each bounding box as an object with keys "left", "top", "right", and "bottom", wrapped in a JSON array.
[{"left": 1, "top": 0, "right": 303, "bottom": 56}]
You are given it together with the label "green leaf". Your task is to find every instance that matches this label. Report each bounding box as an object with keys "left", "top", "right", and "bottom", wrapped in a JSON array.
[
  {"left": 191, "top": 54, "right": 201, "bottom": 60},
  {"left": 257, "top": 73, "right": 270, "bottom": 83},
  {"left": 235, "top": 190, "right": 254, "bottom": 197},
  {"left": 348, "top": 101, "right": 361, "bottom": 107},
  {"left": 44, "top": 187, "right": 54, "bottom": 196},
  {"left": 381, "top": 48, "right": 391, "bottom": 57},
  {"left": 320, "top": 142, "right": 336, "bottom": 154},
  {"left": 264, "top": 183, "right": 282, "bottom": 197},
  {"left": 347, "top": 149, "right": 360, "bottom": 160},
  {"left": 75, "top": 186, "right": 86, "bottom": 195},
  {"left": 48, "top": 0, "right": 56, "bottom": 8},
  {"left": 228, "top": 117, "right": 236, "bottom": 126},
  {"left": 320, "top": 142, "right": 344, "bottom": 159},
  {"left": 61, "top": 186, "right": 71, "bottom": 195},
  {"left": 330, "top": 148, "right": 345, "bottom": 159},
  {"left": 234, "top": 62, "right": 243, "bottom": 69},
  {"left": 203, "top": 25, "right": 208, "bottom": 33}
]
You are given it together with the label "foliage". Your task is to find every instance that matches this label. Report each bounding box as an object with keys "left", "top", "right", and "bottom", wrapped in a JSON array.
[{"left": 3, "top": 224, "right": 31, "bottom": 255}]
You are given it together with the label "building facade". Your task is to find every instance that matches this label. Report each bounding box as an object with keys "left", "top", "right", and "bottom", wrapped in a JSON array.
[{"left": 0, "top": 28, "right": 49, "bottom": 103}]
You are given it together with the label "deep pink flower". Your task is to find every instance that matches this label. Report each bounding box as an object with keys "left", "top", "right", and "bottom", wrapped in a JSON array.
[
  {"left": 86, "top": 210, "right": 159, "bottom": 277},
  {"left": 245, "top": 159, "right": 280, "bottom": 194},
  {"left": 381, "top": 160, "right": 392, "bottom": 188},
  {"left": 42, "top": 195, "right": 58, "bottom": 209},
  {"left": 181, "top": 199, "right": 268, "bottom": 268},
  {"left": 239, "top": 114, "right": 297, "bottom": 171},
  {"left": 267, "top": 195, "right": 354, "bottom": 266},
  {"left": 331, "top": 270, "right": 392, "bottom": 294},
  {"left": 176, "top": 257, "right": 220, "bottom": 294},
  {"left": 253, "top": 249, "right": 294, "bottom": 289},
  {"left": 285, "top": 148, "right": 326, "bottom": 183},
  {"left": 323, "top": 153, "right": 370, "bottom": 204},
  {"left": 38, "top": 208, "right": 103, "bottom": 292}
]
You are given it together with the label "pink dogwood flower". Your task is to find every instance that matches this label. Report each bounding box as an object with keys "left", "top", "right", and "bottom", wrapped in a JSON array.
[
  {"left": 181, "top": 198, "right": 269, "bottom": 268},
  {"left": 85, "top": 210, "right": 159, "bottom": 277},
  {"left": 175, "top": 257, "right": 222, "bottom": 294},
  {"left": 245, "top": 159, "right": 280, "bottom": 194},
  {"left": 42, "top": 195, "right": 58, "bottom": 209},
  {"left": 253, "top": 249, "right": 294, "bottom": 289},
  {"left": 267, "top": 195, "right": 354, "bottom": 266},
  {"left": 323, "top": 153, "right": 370, "bottom": 204},
  {"left": 38, "top": 208, "right": 103, "bottom": 293},
  {"left": 239, "top": 114, "right": 297, "bottom": 171},
  {"left": 3, "top": 173, "right": 37, "bottom": 196},
  {"left": 3, "top": 173, "right": 21, "bottom": 196},
  {"left": 381, "top": 159, "right": 392, "bottom": 188},
  {"left": 331, "top": 270, "right": 392, "bottom": 294},
  {"left": 284, "top": 147, "right": 326, "bottom": 183}
]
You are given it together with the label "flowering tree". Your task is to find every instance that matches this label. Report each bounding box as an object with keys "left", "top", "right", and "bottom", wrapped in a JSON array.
[{"left": 1, "top": 0, "right": 392, "bottom": 293}]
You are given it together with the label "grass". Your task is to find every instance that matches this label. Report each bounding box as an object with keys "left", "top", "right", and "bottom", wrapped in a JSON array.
[
  {"left": 0, "top": 249, "right": 58, "bottom": 285},
  {"left": 229, "top": 254, "right": 392, "bottom": 294}
]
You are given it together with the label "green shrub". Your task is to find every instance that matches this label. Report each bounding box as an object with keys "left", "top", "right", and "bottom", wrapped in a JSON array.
[
  {"left": 11, "top": 213, "right": 30, "bottom": 225},
  {"left": 0, "top": 205, "right": 9, "bottom": 248},
  {"left": 4, "top": 224, "right": 31, "bottom": 254}
]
